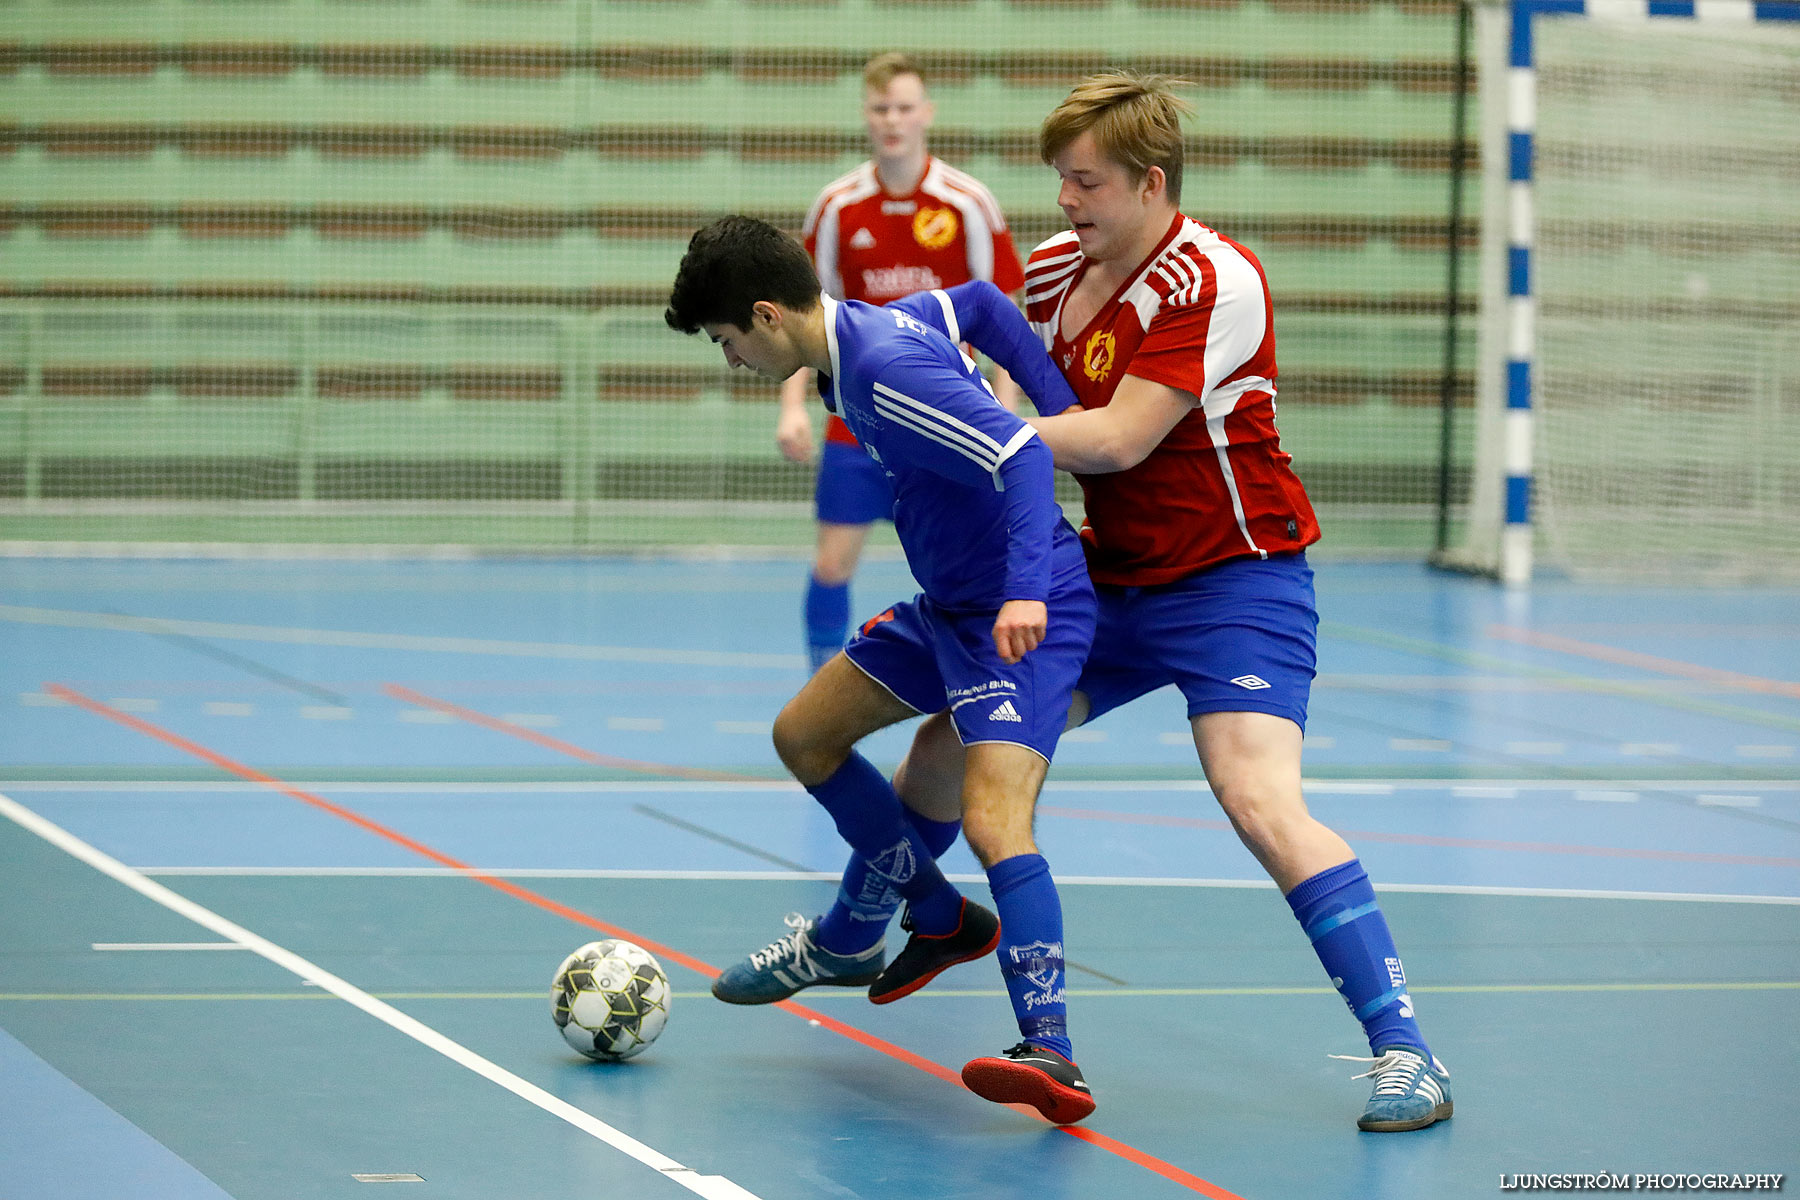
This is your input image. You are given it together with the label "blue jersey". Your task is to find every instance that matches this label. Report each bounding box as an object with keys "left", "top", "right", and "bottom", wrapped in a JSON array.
[{"left": 816, "top": 284, "right": 1083, "bottom": 612}]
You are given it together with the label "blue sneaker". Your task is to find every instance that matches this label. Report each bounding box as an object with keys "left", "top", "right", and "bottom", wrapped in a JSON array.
[
  {"left": 1333, "top": 1046, "right": 1453, "bottom": 1131},
  {"left": 711, "top": 913, "right": 884, "bottom": 1005}
]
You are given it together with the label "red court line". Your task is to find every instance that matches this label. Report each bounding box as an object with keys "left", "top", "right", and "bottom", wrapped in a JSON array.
[
  {"left": 382, "top": 683, "right": 764, "bottom": 783},
  {"left": 1039, "top": 806, "right": 1800, "bottom": 870},
  {"left": 41, "top": 683, "right": 718, "bottom": 978},
  {"left": 1486, "top": 624, "right": 1800, "bottom": 701},
  {"left": 46, "top": 682, "right": 1245, "bottom": 1200}
]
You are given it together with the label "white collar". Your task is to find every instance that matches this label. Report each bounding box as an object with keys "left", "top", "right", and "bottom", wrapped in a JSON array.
[{"left": 819, "top": 294, "right": 844, "bottom": 415}]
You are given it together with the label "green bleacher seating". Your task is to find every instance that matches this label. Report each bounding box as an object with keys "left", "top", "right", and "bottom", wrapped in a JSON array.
[{"left": 0, "top": 0, "right": 1475, "bottom": 547}]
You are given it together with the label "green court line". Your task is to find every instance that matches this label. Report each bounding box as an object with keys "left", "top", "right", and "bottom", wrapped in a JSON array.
[
  {"left": 6, "top": 981, "right": 1796, "bottom": 1003},
  {"left": 1321, "top": 621, "right": 1800, "bottom": 736}
]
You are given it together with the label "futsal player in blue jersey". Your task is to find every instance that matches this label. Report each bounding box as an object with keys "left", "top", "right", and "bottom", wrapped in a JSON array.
[{"left": 665, "top": 216, "right": 1100, "bottom": 1124}]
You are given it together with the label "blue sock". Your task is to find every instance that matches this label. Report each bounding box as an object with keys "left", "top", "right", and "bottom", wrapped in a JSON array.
[
  {"left": 815, "top": 810, "right": 962, "bottom": 955},
  {"left": 804, "top": 575, "right": 850, "bottom": 673},
  {"left": 987, "top": 853, "right": 1072, "bottom": 1061},
  {"left": 1286, "top": 859, "right": 1428, "bottom": 1057},
  {"left": 806, "top": 753, "right": 962, "bottom": 936}
]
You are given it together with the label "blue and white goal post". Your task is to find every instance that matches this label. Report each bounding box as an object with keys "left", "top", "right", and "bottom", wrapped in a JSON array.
[{"left": 1448, "top": 0, "right": 1800, "bottom": 585}]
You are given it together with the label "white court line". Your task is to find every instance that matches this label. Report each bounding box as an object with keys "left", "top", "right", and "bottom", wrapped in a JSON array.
[
  {"left": 1698, "top": 794, "right": 1762, "bottom": 808},
  {"left": 92, "top": 942, "right": 248, "bottom": 951},
  {"left": 0, "top": 791, "right": 765, "bottom": 1200},
  {"left": 131, "top": 866, "right": 1800, "bottom": 905},
  {"left": 0, "top": 602, "right": 802, "bottom": 671}
]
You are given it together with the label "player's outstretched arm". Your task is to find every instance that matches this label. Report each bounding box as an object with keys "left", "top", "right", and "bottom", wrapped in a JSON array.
[
  {"left": 1026, "top": 374, "right": 1194, "bottom": 474},
  {"left": 893, "top": 281, "right": 1081, "bottom": 417}
]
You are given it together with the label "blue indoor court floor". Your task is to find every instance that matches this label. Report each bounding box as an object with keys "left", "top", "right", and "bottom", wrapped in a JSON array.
[{"left": 1, "top": 554, "right": 1796, "bottom": 1200}]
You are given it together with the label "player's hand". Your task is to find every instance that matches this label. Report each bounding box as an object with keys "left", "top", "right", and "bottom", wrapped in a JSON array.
[
  {"left": 775, "top": 407, "right": 815, "bottom": 463},
  {"left": 992, "top": 599, "right": 1048, "bottom": 664}
]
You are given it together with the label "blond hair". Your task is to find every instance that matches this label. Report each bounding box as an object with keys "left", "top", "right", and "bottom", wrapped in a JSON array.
[
  {"left": 1040, "top": 71, "right": 1194, "bottom": 206},
  {"left": 862, "top": 52, "right": 926, "bottom": 94}
]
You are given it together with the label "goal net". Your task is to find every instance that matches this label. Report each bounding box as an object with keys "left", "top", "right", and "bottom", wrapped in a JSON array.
[{"left": 1457, "top": 4, "right": 1800, "bottom": 583}]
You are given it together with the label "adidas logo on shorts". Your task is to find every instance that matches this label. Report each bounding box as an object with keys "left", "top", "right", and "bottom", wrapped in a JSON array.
[{"left": 988, "top": 700, "right": 1023, "bottom": 723}]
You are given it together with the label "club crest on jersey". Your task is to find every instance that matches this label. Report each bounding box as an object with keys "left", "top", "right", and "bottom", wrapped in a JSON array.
[
  {"left": 911, "top": 206, "right": 958, "bottom": 250},
  {"left": 1081, "top": 330, "right": 1116, "bottom": 382}
]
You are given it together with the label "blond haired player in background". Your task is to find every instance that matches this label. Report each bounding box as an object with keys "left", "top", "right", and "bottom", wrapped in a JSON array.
[{"left": 778, "top": 52, "right": 1028, "bottom": 673}]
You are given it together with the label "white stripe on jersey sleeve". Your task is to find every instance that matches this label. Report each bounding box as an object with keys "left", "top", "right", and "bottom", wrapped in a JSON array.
[
  {"left": 928, "top": 289, "right": 960, "bottom": 344},
  {"left": 989, "top": 425, "right": 1040, "bottom": 492},
  {"left": 871, "top": 381, "right": 1005, "bottom": 470},
  {"left": 1029, "top": 231, "right": 1081, "bottom": 261},
  {"left": 873, "top": 398, "right": 1003, "bottom": 475},
  {"left": 1202, "top": 373, "right": 1276, "bottom": 419},
  {"left": 1025, "top": 258, "right": 1082, "bottom": 306},
  {"left": 809, "top": 166, "right": 879, "bottom": 300},
  {"left": 1193, "top": 243, "right": 1268, "bottom": 412},
  {"left": 803, "top": 164, "right": 875, "bottom": 237},
  {"left": 1120, "top": 220, "right": 1268, "bottom": 411},
  {"left": 1205, "top": 411, "right": 1266, "bottom": 559}
]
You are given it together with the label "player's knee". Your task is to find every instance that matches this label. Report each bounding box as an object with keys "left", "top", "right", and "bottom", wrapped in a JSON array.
[
  {"left": 1214, "top": 780, "right": 1310, "bottom": 854},
  {"left": 771, "top": 702, "right": 833, "bottom": 780},
  {"left": 893, "top": 713, "right": 965, "bottom": 824},
  {"left": 959, "top": 809, "right": 1005, "bottom": 868},
  {"left": 810, "top": 557, "right": 856, "bottom": 586},
  {"left": 812, "top": 525, "right": 866, "bottom": 582},
  {"left": 959, "top": 796, "right": 1035, "bottom": 868}
]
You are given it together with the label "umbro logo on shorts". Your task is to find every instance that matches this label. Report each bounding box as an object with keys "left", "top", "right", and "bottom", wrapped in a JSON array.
[
  {"left": 1230, "top": 674, "right": 1271, "bottom": 690},
  {"left": 988, "top": 700, "right": 1023, "bottom": 722}
]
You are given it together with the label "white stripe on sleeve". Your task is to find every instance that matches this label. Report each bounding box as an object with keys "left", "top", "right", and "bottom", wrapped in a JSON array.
[
  {"left": 871, "top": 382, "right": 1004, "bottom": 471},
  {"left": 929, "top": 290, "right": 960, "bottom": 344},
  {"left": 988, "top": 424, "right": 1039, "bottom": 491}
]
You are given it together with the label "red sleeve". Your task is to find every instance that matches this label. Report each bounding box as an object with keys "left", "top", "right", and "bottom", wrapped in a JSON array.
[
  {"left": 989, "top": 228, "right": 1026, "bottom": 296},
  {"left": 1126, "top": 300, "right": 1213, "bottom": 400}
]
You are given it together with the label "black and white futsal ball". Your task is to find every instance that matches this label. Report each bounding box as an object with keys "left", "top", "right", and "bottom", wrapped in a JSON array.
[{"left": 550, "top": 939, "right": 671, "bottom": 1061}]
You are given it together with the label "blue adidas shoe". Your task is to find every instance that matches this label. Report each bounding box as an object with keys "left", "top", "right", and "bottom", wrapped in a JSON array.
[
  {"left": 1333, "top": 1046, "right": 1453, "bottom": 1132},
  {"left": 712, "top": 913, "right": 885, "bottom": 1005}
]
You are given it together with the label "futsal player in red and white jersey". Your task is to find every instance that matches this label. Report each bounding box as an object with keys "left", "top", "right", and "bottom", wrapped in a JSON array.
[
  {"left": 777, "top": 52, "right": 1028, "bottom": 672},
  {"left": 895, "top": 72, "right": 1454, "bottom": 1132}
]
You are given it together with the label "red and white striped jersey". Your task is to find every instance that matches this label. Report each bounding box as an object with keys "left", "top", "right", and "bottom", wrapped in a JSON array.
[
  {"left": 804, "top": 157, "right": 1026, "bottom": 446},
  {"left": 1024, "top": 214, "right": 1320, "bottom": 586}
]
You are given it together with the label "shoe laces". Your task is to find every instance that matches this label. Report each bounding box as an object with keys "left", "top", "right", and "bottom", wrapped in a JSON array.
[
  {"left": 747, "top": 912, "right": 815, "bottom": 972},
  {"left": 1330, "top": 1048, "right": 1428, "bottom": 1097}
]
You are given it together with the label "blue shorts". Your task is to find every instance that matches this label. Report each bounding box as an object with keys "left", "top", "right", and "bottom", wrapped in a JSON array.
[
  {"left": 843, "top": 581, "right": 1097, "bottom": 762},
  {"left": 815, "top": 440, "right": 896, "bottom": 526},
  {"left": 1076, "top": 552, "right": 1317, "bottom": 731}
]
